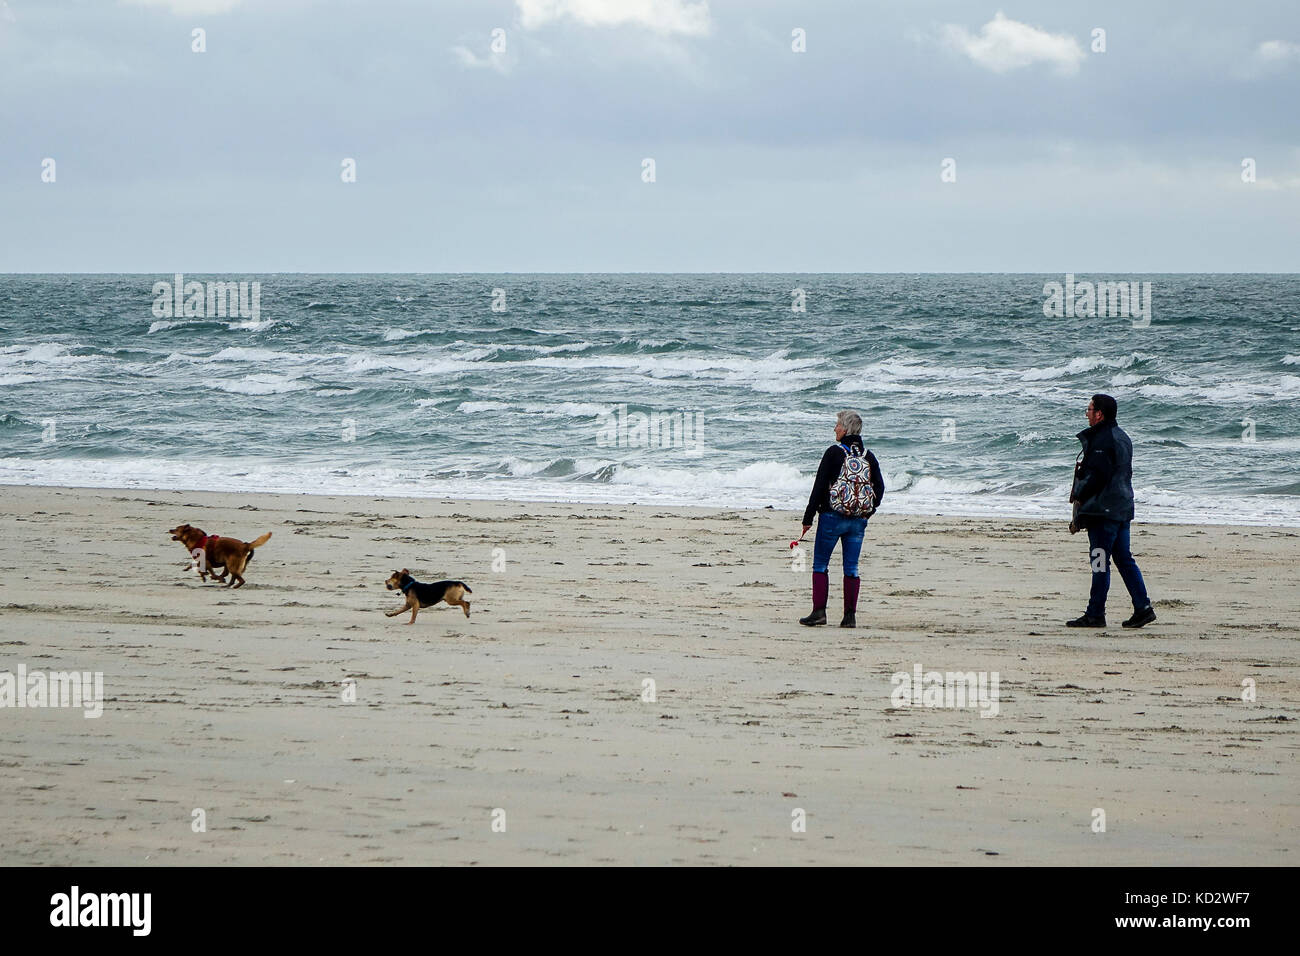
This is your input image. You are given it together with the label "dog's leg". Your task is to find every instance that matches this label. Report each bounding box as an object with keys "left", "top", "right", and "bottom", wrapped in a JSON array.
[
  {"left": 385, "top": 600, "right": 407, "bottom": 617},
  {"left": 458, "top": 599, "right": 470, "bottom": 618},
  {"left": 407, "top": 601, "right": 419, "bottom": 625}
]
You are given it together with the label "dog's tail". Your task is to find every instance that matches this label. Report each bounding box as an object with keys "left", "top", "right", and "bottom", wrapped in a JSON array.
[
  {"left": 247, "top": 532, "right": 272, "bottom": 549},
  {"left": 461, "top": 582, "right": 472, "bottom": 594}
]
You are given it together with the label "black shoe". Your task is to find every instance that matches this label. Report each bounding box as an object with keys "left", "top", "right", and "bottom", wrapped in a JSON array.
[
  {"left": 800, "top": 608, "right": 827, "bottom": 626},
  {"left": 840, "top": 612, "right": 856, "bottom": 628},
  {"left": 1122, "top": 605, "right": 1156, "bottom": 628},
  {"left": 1066, "top": 614, "right": 1106, "bottom": 628}
]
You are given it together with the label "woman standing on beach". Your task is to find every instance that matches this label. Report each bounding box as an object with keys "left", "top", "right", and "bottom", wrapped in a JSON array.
[{"left": 799, "top": 410, "right": 885, "bottom": 628}]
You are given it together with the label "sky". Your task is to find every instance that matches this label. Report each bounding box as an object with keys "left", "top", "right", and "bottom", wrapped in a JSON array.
[{"left": 1, "top": 0, "right": 1298, "bottom": 272}]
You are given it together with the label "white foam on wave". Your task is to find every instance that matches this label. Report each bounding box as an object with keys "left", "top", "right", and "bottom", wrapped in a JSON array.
[
  {"left": 148, "top": 320, "right": 188, "bottom": 333},
  {"left": 610, "top": 460, "right": 808, "bottom": 497},
  {"left": 455, "top": 401, "right": 613, "bottom": 417},
  {"left": 1138, "top": 377, "right": 1300, "bottom": 404},
  {"left": 836, "top": 357, "right": 1009, "bottom": 395},
  {"left": 3, "top": 456, "right": 1298, "bottom": 526},
  {"left": 343, "top": 354, "right": 474, "bottom": 376},
  {"left": 493, "top": 342, "right": 594, "bottom": 355},
  {"left": 163, "top": 346, "right": 307, "bottom": 365},
  {"left": 887, "top": 471, "right": 1000, "bottom": 495},
  {"left": 837, "top": 354, "right": 1153, "bottom": 395},
  {"left": 1284, "top": 355, "right": 1299, "bottom": 365},
  {"left": 204, "top": 374, "right": 310, "bottom": 395},
  {"left": 503, "top": 456, "right": 557, "bottom": 477},
  {"left": 0, "top": 343, "right": 96, "bottom": 367},
  {"left": 1020, "top": 353, "right": 1144, "bottom": 382},
  {"left": 521, "top": 349, "right": 821, "bottom": 380},
  {"left": 536, "top": 402, "right": 613, "bottom": 417},
  {"left": 383, "top": 328, "right": 436, "bottom": 341},
  {"left": 209, "top": 346, "right": 296, "bottom": 363}
]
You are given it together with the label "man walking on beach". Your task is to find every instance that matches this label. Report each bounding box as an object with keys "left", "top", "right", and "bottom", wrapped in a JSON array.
[{"left": 1067, "top": 393, "right": 1157, "bottom": 628}]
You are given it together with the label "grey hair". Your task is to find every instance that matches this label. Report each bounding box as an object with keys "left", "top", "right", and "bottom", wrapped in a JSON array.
[{"left": 836, "top": 409, "right": 862, "bottom": 436}]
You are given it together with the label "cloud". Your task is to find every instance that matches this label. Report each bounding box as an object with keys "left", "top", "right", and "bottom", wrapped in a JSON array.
[
  {"left": 515, "top": 0, "right": 710, "bottom": 37},
  {"left": 452, "top": 44, "right": 512, "bottom": 75},
  {"left": 120, "top": 0, "right": 246, "bottom": 14},
  {"left": 1256, "top": 39, "right": 1300, "bottom": 63},
  {"left": 941, "top": 11, "right": 1085, "bottom": 75}
]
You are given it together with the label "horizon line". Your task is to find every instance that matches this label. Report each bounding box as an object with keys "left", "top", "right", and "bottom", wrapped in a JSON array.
[{"left": 4, "top": 271, "right": 1299, "bottom": 277}]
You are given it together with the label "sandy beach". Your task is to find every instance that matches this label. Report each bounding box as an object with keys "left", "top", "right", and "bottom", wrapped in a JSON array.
[{"left": 0, "top": 484, "right": 1296, "bottom": 866}]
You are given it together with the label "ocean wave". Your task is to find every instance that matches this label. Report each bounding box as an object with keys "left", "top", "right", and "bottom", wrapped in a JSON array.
[
  {"left": 383, "top": 328, "right": 440, "bottom": 341},
  {"left": 204, "top": 374, "right": 311, "bottom": 395},
  {"left": 0, "top": 343, "right": 97, "bottom": 367},
  {"left": 148, "top": 320, "right": 188, "bottom": 333},
  {"left": 162, "top": 346, "right": 320, "bottom": 365},
  {"left": 1110, "top": 372, "right": 1146, "bottom": 386},
  {"left": 208, "top": 346, "right": 297, "bottom": 363},
  {"left": 610, "top": 460, "right": 807, "bottom": 495},
  {"left": 1020, "top": 353, "right": 1146, "bottom": 382},
  {"left": 1015, "top": 431, "right": 1051, "bottom": 444},
  {"left": 887, "top": 471, "right": 1001, "bottom": 495},
  {"left": 3, "top": 456, "right": 1297, "bottom": 525},
  {"left": 1137, "top": 377, "right": 1300, "bottom": 403},
  {"left": 455, "top": 401, "right": 619, "bottom": 418},
  {"left": 491, "top": 342, "right": 594, "bottom": 355},
  {"left": 1284, "top": 355, "right": 1299, "bottom": 365},
  {"left": 342, "top": 354, "right": 475, "bottom": 376},
  {"left": 520, "top": 349, "right": 821, "bottom": 379},
  {"left": 528, "top": 402, "right": 613, "bottom": 418},
  {"left": 834, "top": 357, "right": 1006, "bottom": 394}
]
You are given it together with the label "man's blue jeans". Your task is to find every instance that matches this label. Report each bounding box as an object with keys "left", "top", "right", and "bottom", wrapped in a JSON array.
[
  {"left": 1085, "top": 518, "right": 1149, "bottom": 618},
  {"left": 813, "top": 511, "right": 869, "bottom": 577}
]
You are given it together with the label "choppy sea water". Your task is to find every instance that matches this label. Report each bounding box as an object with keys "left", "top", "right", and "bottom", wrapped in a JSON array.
[{"left": 2, "top": 274, "right": 1298, "bottom": 525}]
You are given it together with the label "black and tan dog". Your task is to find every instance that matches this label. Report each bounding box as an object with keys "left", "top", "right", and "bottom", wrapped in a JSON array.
[
  {"left": 169, "top": 524, "right": 271, "bottom": 588},
  {"left": 385, "top": 569, "right": 472, "bottom": 624}
]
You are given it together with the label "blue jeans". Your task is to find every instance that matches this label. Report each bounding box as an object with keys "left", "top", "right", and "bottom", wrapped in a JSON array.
[
  {"left": 813, "top": 511, "right": 869, "bottom": 577},
  {"left": 1085, "top": 519, "right": 1150, "bottom": 618}
]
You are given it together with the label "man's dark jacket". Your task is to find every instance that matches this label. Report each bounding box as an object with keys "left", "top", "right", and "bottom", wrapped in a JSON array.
[
  {"left": 803, "top": 434, "right": 885, "bottom": 526},
  {"left": 1071, "top": 419, "right": 1136, "bottom": 525}
]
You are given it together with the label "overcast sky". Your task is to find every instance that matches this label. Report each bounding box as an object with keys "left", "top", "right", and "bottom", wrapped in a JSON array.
[{"left": 2, "top": 0, "right": 1298, "bottom": 271}]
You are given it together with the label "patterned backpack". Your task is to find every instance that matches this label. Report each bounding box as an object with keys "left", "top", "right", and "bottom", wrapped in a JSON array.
[{"left": 829, "top": 443, "right": 877, "bottom": 517}]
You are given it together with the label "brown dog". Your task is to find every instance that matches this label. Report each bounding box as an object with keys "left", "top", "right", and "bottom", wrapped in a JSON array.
[
  {"left": 385, "top": 570, "right": 472, "bottom": 624},
  {"left": 169, "top": 524, "right": 271, "bottom": 588}
]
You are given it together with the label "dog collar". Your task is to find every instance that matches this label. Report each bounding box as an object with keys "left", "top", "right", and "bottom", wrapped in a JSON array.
[
  {"left": 400, "top": 579, "right": 416, "bottom": 593},
  {"left": 200, "top": 534, "right": 218, "bottom": 548}
]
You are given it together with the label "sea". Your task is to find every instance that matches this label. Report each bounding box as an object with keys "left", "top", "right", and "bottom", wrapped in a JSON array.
[{"left": 2, "top": 274, "right": 1298, "bottom": 526}]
